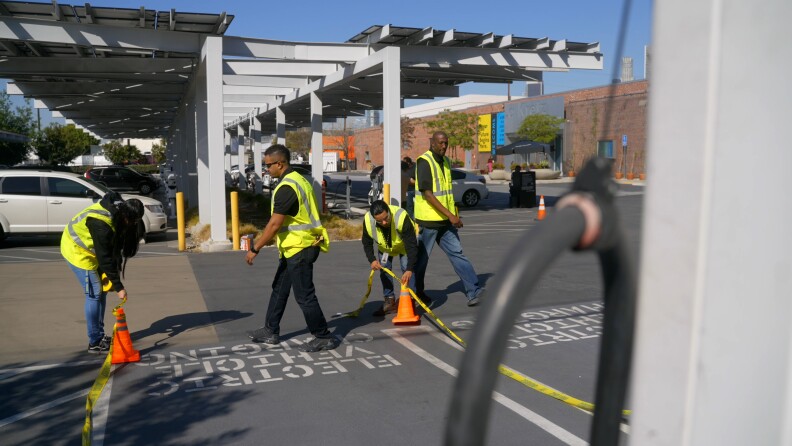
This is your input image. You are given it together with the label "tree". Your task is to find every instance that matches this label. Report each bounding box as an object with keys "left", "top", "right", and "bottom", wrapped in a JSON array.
[
  {"left": 34, "top": 123, "right": 95, "bottom": 166},
  {"left": 102, "top": 140, "right": 143, "bottom": 165},
  {"left": 401, "top": 116, "right": 416, "bottom": 151},
  {"left": 0, "top": 91, "right": 35, "bottom": 166},
  {"left": 424, "top": 110, "right": 478, "bottom": 161},
  {"left": 285, "top": 128, "right": 311, "bottom": 157},
  {"left": 151, "top": 139, "right": 166, "bottom": 164},
  {"left": 516, "top": 113, "right": 565, "bottom": 144}
]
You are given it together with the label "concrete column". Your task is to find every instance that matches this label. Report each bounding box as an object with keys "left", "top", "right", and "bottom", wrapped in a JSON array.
[
  {"left": 629, "top": 0, "right": 792, "bottom": 444},
  {"left": 310, "top": 92, "right": 323, "bottom": 206},
  {"left": 252, "top": 115, "right": 263, "bottom": 194},
  {"left": 382, "top": 46, "right": 402, "bottom": 206},
  {"left": 276, "top": 107, "right": 286, "bottom": 145},
  {"left": 237, "top": 123, "right": 246, "bottom": 190},
  {"left": 195, "top": 35, "right": 230, "bottom": 251}
]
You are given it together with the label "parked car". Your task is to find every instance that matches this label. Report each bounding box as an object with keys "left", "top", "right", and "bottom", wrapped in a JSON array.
[
  {"left": 368, "top": 166, "right": 489, "bottom": 207},
  {"left": 0, "top": 169, "right": 167, "bottom": 241},
  {"left": 265, "top": 164, "right": 330, "bottom": 191},
  {"left": 451, "top": 168, "right": 489, "bottom": 207},
  {"left": 84, "top": 166, "right": 160, "bottom": 195}
]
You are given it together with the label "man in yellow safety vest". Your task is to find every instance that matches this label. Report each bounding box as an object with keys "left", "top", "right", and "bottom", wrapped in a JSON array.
[
  {"left": 413, "top": 131, "right": 485, "bottom": 307},
  {"left": 362, "top": 200, "right": 419, "bottom": 315},
  {"left": 245, "top": 144, "right": 336, "bottom": 352}
]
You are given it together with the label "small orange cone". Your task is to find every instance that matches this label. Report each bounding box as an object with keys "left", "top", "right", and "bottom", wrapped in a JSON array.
[
  {"left": 536, "top": 195, "right": 546, "bottom": 221},
  {"left": 111, "top": 308, "right": 140, "bottom": 364},
  {"left": 392, "top": 286, "right": 420, "bottom": 325}
]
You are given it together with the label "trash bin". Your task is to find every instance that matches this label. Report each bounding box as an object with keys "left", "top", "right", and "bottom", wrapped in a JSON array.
[{"left": 518, "top": 171, "right": 537, "bottom": 208}]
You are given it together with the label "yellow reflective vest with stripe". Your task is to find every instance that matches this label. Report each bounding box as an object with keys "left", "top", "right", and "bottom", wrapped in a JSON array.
[
  {"left": 60, "top": 202, "right": 114, "bottom": 270},
  {"left": 364, "top": 204, "right": 410, "bottom": 256},
  {"left": 414, "top": 150, "right": 455, "bottom": 222},
  {"left": 272, "top": 171, "right": 330, "bottom": 258}
]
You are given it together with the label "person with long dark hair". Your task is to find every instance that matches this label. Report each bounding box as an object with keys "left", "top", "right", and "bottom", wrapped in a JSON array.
[{"left": 61, "top": 191, "right": 145, "bottom": 354}]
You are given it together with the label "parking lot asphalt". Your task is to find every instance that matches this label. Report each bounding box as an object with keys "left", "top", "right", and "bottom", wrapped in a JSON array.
[{"left": 0, "top": 179, "right": 645, "bottom": 445}]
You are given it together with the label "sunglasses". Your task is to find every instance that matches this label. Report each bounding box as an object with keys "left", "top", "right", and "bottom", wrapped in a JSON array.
[{"left": 264, "top": 161, "right": 282, "bottom": 168}]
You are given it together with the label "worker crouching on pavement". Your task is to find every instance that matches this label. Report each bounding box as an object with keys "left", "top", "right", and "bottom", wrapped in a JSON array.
[
  {"left": 362, "top": 200, "right": 419, "bottom": 316},
  {"left": 61, "top": 191, "right": 145, "bottom": 354}
]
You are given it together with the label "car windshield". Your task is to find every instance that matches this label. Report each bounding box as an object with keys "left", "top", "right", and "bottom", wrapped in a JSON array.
[{"left": 83, "top": 177, "right": 112, "bottom": 194}]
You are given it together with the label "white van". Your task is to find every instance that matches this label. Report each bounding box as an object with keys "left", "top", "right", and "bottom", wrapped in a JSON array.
[{"left": 0, "top": 169, "right": 167, "bottom": 241}]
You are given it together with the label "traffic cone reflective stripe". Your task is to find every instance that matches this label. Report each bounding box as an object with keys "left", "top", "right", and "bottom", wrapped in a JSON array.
[
  {"left": 392, "top": 286, "right": 420, "bottom": 325},
  {"left": 537, "top": 195, "right": 546, "bottom": 221},
  {"left": 111, "top": 308, "right": 140, "bottom": 364}
]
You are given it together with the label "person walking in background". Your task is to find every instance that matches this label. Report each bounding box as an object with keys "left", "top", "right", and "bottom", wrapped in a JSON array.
[
  {"left": 401, "top": 156, "right": 416, "bottom": 217},
  {"left": 362, "top": 200, "right": 419, "bottom": 316},
  {"left": 61, "top": 192, "right": 145, "bottom": 354},
  {"left": 509, "top": 165, "right": 523, "bottom": 208},
  {"left": 245, "top": 144, "right": 337, "bottom": 352},
  {"left": 413, "top": 131, "right": 485, "bottom": 307}
]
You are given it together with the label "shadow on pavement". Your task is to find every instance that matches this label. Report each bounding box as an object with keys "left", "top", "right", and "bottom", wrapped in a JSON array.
[{"left": 132, "top": 310, "right": 253, "bottom": 349}]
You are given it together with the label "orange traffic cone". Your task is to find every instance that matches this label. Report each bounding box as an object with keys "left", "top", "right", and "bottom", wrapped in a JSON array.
[
  {"left": 536, "top": 195, "right": 546, "bottom": 221},
  {"left": 111, "top": 308, "right": 140, "bottom": 364},
  {"left": 392, "top": 286, "right": 420, "bottom": 325}
]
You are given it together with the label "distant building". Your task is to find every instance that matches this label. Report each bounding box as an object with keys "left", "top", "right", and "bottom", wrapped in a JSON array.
[{"left": 621, "top": 57, "right": 635, "bottom": 82}]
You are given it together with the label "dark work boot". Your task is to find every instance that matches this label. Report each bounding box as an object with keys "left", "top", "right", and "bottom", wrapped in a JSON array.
[{"left": 372, "top": 297, "right": 397, "bottom": 316}]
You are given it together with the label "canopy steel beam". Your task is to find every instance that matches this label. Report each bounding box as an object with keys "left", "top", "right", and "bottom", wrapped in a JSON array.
[
  {"left": 223, "top": 35, "right": 372, "bottom": 62},
  {"left": 223, "top": 59, "right": 348, "bottom": 77},
  {"left": 0, "top": 16, "right": 202, "bottom": 53}
]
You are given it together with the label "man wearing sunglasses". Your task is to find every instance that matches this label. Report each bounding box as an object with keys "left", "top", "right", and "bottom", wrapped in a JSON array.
[{"left": 245, "top": 145, "right": 336, "bottom": 352}]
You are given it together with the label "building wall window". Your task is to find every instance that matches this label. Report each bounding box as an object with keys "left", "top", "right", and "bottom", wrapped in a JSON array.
[{"left": 597, "top": 140, "right": 614, "bottom": 158}]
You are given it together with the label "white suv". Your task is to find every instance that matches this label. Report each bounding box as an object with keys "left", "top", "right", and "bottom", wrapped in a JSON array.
[{"left": 0, "top": 169, "right": 167, "bottom": 241}]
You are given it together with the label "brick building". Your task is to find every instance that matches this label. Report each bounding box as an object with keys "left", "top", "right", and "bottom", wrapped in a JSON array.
[{"left": 352, "top": 80, "right": 648, "bottom": 176}]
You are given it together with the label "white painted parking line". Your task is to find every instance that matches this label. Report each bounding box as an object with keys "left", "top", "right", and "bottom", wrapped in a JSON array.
[
  {"left": 383, "top": 328, "right": 587, "bottom": 446},
  {"left": 0, "top": 388, "right": 88, "bottom": 428},
  {"left": 0, "top": 254, "right": 48, "bottom": 262},
  {"left": 0, "top": 359, "right": 104, "bottom": 379},
  {"left": 18, "top": 249, "right": 61, "bottom": 254}
]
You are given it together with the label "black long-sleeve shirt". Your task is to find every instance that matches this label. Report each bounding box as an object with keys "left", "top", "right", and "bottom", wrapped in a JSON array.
[
  {"left": 362, "top": 217, "right": 418, "bottom": 271},
  {"left": 85, "top": 198, "right": 124, "bottom": 292}
]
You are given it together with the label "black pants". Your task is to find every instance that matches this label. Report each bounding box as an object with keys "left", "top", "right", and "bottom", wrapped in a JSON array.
[
  {"left": 264, "top": 246, "right": 332, "bottom": 338},
  {"left": 509, "top": 188, "right": 520, "bottom": 208}
]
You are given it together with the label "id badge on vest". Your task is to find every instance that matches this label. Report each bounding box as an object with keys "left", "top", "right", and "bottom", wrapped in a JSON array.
[{"left": 380, "top": 252, "right": 390, "bottom": 264}]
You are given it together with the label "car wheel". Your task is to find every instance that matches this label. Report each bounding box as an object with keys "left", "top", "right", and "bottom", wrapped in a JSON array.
[
  {"left": 461, "top": 189, "right": 480, "bottom": 207},
  {"left": 139, "top": 183, "right": 152, "bottom": 195}
]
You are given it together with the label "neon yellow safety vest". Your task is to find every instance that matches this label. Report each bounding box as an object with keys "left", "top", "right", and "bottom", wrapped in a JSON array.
[
  {"left": 60, "top": 202, "right": 114, "bottom": 270},
  {"left": 272, "top": 171, "right": 330, "bottom": 258},
  {"left": 414, "top": 150, "right": 455, "bottom": 222},
  {"left": 364, "top": 205, "right": 410, "bottom": 256}
]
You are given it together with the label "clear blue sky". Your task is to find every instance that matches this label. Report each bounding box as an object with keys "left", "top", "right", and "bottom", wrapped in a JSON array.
[{"left": 4, "top": 0, "right": 653, "bottom": 127}]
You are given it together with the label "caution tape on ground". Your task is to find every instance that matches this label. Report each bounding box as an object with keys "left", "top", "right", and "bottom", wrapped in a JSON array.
[
  {"left": 374, "top": 267, "right": 631, "bottom": 416},
  {"left": 334, "top": 269, "right": 375, "bottom": 318},
  {"left": 82, "top": 298, "right": 125, "bottom": 446}
]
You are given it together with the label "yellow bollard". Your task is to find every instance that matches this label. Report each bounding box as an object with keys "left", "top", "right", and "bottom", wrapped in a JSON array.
[
  {"left": 382, "top": 183, "right": 390, "bottom": 205},
  {"left": 176, "top": 192, "right": 185, "bottom": 252},
  {"left": 231, "top": 191, "right": 240, "bottom": 250}
]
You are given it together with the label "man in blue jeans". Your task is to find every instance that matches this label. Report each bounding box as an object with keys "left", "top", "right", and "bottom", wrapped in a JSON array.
[{"left": 413, "top": 131, "right": 484, "bottom": 307}]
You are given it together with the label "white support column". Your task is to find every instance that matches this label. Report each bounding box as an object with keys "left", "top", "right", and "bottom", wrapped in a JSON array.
[
  {"left": 276, "top": 107, "right": 286, "bottom": 145},
  {"left": 237, "top": 123, "right": 246, "bottom": 190},
  {"left": 252, "top": 116, "right": 263, "bottom": 194},
  {"left": 224, "top": 130, "right": 232, "bottom": 175},
  {"left": 195, "top": 35, "right": 230, "bottom": 251},
  {"left": 309, "top": 92, "right": 323, "bottom": 206},
  {"left": 382, "top": 46, "right": 402, "bottom": 206},
  {"left": 630, "top": 1, "right": 792, "bottom": 445}
]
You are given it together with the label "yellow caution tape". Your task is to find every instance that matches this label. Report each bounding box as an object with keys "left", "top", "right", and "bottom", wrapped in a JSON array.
[
  {"left": 335, "top": 269, "right": 375, "bottom": 318},
  {"left": 377, "top": 267, "right": 632, "bottom": 416},
  {"left": 82, "top": 298, "right": 126, "bottom": 446}
]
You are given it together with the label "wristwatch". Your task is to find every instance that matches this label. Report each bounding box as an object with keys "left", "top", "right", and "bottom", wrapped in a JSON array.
[{"left": 250, "top": 245, "right": 260, "bottom": 254}]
